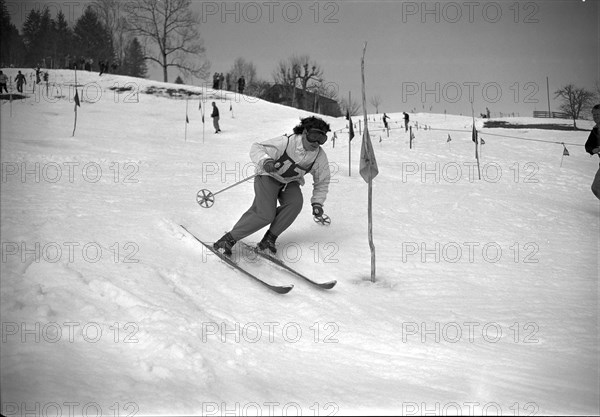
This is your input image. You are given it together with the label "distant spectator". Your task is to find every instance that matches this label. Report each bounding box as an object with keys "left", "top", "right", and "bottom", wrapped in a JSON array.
[
  {"left": 0, "top": 71, "right": 8, "bottom": 93},
  {"left": 403, "top": 112, "right": 409, "bottom": 132},
  {"left": 382, "top": 113, "right": 390, "bottom": 129},
  {"left": 211, "top": 101, "right": 221, "bottom": 133},
  {"left": 219, "top": 73, "right": 225, "bottom": 90},
  {"left": 226, "top": 73, "right": 231, "bottom": 91},
  {"left": 585, "top": 104, "right": 600, "bottom": 200},
  {"left": 237, "top": 75, "right": 245, "bottom": 94},
  {"left": 99, "top": 60, "right": 108, "bottom": 76},
  {"left": 15, "top": 71, "right": 26, "bottom": 93},
  {"left": 35, "top": 66, "right": 41, "bottom": 84},
  {"left": 213, "top": 72, "right": 219, "bottom": 89}
]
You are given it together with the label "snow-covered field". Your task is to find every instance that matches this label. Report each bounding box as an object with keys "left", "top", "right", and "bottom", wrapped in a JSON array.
[{"left": 1, "top": 69, "right": 598, "bottom": 416}]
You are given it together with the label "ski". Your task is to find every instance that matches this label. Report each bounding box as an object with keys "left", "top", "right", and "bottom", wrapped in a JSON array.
[
  {"left": 240, "top": 242, "right": 337, "bottom": 290},
  {"left": 180, "top": 225, "right": 294, "bottom": 294}
]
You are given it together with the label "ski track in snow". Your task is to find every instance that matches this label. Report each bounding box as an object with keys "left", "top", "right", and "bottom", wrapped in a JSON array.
[{"left": 1, "top": 69, "right": 598, "bottom": 415}]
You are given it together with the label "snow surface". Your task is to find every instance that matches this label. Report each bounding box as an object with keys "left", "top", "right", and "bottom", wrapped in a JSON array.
[{"left": 1, "top": 69, "right": 598, "bottom": 416}]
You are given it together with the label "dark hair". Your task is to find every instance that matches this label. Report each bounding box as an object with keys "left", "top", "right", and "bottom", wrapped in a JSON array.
[
  {"left": 593, "top": 104, "right": 600, "bottom": 111},
  {"left": 293, "top": 116, "right": 331, "bottom": 135}
]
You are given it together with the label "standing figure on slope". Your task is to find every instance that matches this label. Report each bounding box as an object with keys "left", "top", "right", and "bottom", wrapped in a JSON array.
[
  {"left": 211, "top": 101, "right": 221, "bottom": 133},
  {"left": 382, "top": 113, "right": 390, "bottom": 130},
  {"left": 237, "top": 75, "right": 245, "bottom": 94},
  {"left": 15, "top": 71, "right": 26, "bottom": 93},
  {"left": 585, "top": 104, "right": 600, "bottom": 200},
  {"left": 0, "top": 71, "right": 9, "bottom": 93},
  {"left": 214, "top": 116, "right": 332, "bottom": 256}
]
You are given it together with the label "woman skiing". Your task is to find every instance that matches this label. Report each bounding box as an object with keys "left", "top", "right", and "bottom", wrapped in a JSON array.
[{"left": 214, "top": 116, "right": 332, "bottom": 255}]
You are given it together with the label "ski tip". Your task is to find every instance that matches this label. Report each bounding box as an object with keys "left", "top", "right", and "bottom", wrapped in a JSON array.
[
  {"left": 273, "top": 284, "right": 294, "bottom": 294},
  {"left": 319, "top": 281, "right": 337, "bottom": 290}
]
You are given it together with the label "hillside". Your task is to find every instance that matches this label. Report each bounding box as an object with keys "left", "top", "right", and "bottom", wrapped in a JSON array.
[{"left": 1, "top": 69, "right": 598, "bottom": 416}]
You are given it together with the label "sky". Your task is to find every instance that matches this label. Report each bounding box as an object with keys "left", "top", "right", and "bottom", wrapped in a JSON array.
[{"left": 6, "top": 0, "right": 600, "bottom": 117}]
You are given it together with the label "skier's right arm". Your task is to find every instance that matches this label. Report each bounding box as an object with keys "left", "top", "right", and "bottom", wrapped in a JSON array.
[{"left": 250, "top": 135, "right": 287, "bottom": 170}]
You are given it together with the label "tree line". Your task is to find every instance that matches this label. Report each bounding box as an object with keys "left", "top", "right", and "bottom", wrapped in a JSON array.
[
  {"left": 0, "top": 0, "right": 348, "bottom": 116},
  {"left": 0, "top": 0, "right": 148, "bottom": 78}
]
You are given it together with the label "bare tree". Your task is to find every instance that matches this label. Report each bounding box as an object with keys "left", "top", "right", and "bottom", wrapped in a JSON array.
[
  {"left": 272, "top": 54, "right": 323, "bottom": 110},
  {"left": 369, "top": 95, "right": 382, "bottom": 114},
  {"left": 295, "top": 55, "right": 323, "bottom": 111},
  {"left": 554, "top": 84, "right": 595, "bottom": 129},
  {"left": 229, "top": 57, "right": 256, "bottom": 87},
  {"left": 126, "top": 0, "right": 209, "bottom": 82},
  {"left": 272, "top": 58, "right": 300, "bottom": 107}
]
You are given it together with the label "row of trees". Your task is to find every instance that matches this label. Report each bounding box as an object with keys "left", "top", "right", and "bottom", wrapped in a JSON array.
[
  {"left": 0, "top": 0, "right": 147, "bottom": 77},
  {"left": 1, "top": 0, "right": 347, "bottom": 115},
  {"left": 6, "top": 0, "right": 594, "bottom": 121},
  {"left": 0, "top": 0, "right": 213, "bottom": 80}
]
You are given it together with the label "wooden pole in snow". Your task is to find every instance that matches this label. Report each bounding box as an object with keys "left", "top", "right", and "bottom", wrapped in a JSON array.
[
  {"left": 72, "top": 67, "right": 78, "bottom": 137},
  {"left": 360, "top": 42, "right": 376, "bottom": 283}
]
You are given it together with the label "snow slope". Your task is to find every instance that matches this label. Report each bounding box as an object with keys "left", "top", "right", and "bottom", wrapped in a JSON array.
[{"left": 1, "top": 69, "right": 598, "bottom": 416}]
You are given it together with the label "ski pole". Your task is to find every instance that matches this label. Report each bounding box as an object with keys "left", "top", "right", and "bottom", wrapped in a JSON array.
[
  {"left": 197, "top": 174, "right": 257, "bottom": 208},
  {"left": 313, "top": 214, "right": 331, "bottom": 226}
]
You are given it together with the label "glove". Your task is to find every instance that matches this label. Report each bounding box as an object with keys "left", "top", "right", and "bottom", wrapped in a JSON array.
[
  {"left": 312, "top": 203, "right": 324, "bottom": 217},
  {"left": 263, "top": 159, "right": 277, "bottom": 173}
]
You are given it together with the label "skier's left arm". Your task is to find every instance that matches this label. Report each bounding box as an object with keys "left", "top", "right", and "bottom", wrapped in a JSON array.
[{"left": 309, "top": 152, "right": 331, "bottom": 207}]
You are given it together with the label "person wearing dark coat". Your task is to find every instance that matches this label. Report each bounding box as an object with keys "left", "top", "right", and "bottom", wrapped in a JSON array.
[
  {"left": 15, "top": 71, "right": 26, "bottom": 93},
  {"left": 211, "top": 101, "right": 221, "bottom": 133},
  {"left": 237, "top": 76, "right": 245, "bottom": 94},
  {"left": 585, "top": 104, "right": 600, "bottom": 200},
  {"left": 0, "top": 71, "right": 9, "bottom": 93},
  {"left": 382, "top": 113, "right": 390, "bottom": 129}
]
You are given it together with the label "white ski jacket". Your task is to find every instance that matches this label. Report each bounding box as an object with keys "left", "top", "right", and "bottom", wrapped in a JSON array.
[{"left": 250, "top": 134, "right": 331, "bottom": 205}]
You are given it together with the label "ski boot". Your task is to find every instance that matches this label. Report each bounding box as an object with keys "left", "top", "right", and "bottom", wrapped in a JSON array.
[
  {"left": 213, "top": 232, "right": 236, "bottom": 256},
  {"left": 257, "top": 230, "right": 278, "bottom": 255}
]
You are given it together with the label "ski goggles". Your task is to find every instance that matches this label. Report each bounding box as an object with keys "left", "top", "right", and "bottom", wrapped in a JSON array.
[{"left": 306, "top": 129, "right": 328, "bottom": 145}]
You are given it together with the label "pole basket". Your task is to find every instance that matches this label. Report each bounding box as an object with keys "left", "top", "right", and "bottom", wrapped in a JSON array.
[
  {"left": 196, "top": 189, "right": 215, "bottom": 208},
  {"left": 313, "top": 214, "right": 331, "bottom": 226}
]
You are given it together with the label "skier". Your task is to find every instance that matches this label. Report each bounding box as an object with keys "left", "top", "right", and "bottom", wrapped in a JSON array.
[
  {"left": 0, "top": 71, "right": 8, "bottom": 93},
  {"left": 585, "top": 104, "right": 600, "bottom": 200},
  {"left": 211, "top": 102, "right": 221, "bottom": 133},
  {"left": 382, "top": 113, "right": 390, "bottom": 129},
  {"left": 213, "top": 116, "right": 332, "bottom": 256},
  {"left": 15, "top": 71, "right": 26, "bottom": 93}
]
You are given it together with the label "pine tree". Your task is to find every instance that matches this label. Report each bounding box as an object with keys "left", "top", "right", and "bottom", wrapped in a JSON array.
[
  {"left": 0, "top": 0, "right": 25, "bottom": 66},
  {"left": 73, "top": 6, "right": 114, "bottom": 70},
  {"left": 22, "top": 9, "right": 42, "bottom": 65},
  {"left": 54, "top": 11, "right": 74, "bottom": 68},
  {"left": 122, "top": 37, "right": 147, "bottom": 78}
]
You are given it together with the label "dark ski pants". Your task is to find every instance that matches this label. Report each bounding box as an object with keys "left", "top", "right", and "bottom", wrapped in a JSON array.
[
  {"left": 230, "top": 175, "right": 303, "bottom": 241},
  {"left": 592, "top": 163, "right": 600, "bottom": 200}
]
